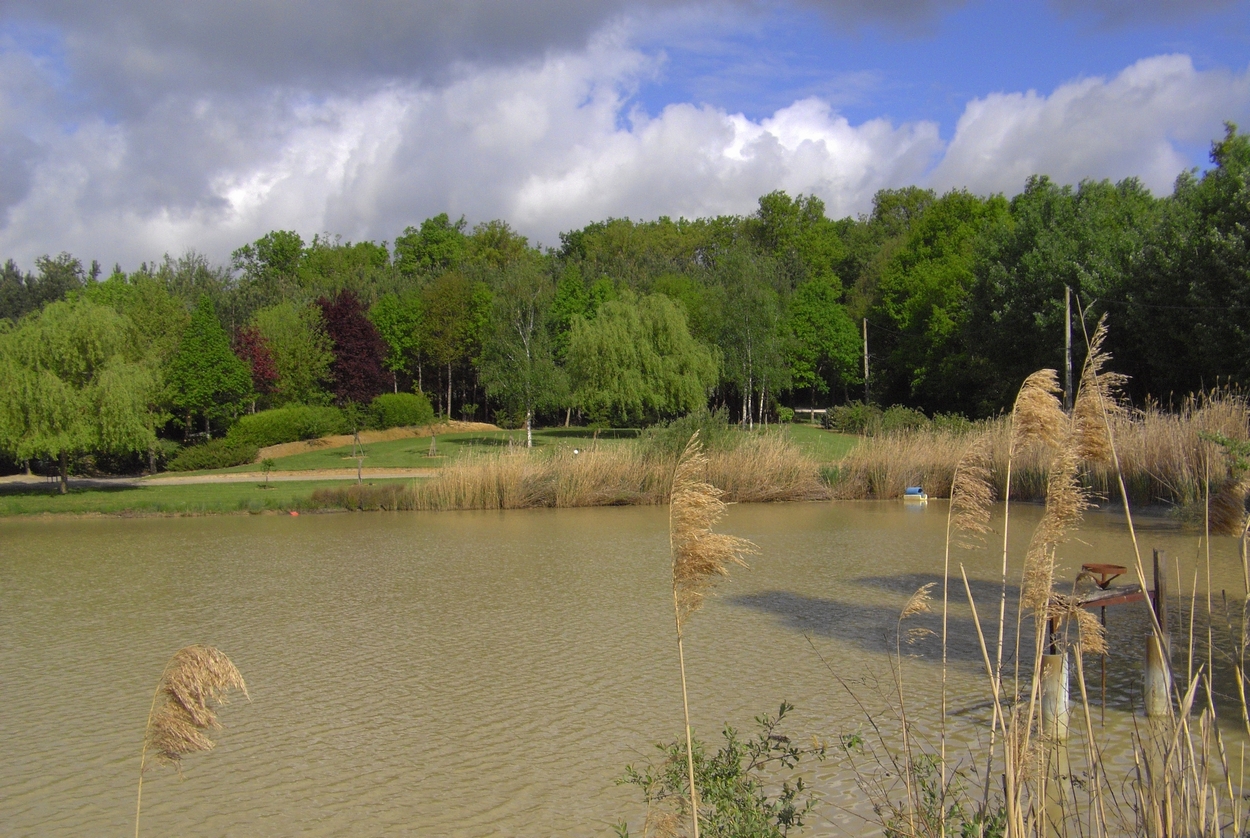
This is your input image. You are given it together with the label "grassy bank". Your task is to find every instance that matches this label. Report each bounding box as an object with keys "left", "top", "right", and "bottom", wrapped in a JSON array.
[
  {"left": 831, "top": 390, "right": 1250, "bottom": 508},
  {"left": 0, "top": 479, "right": 412, "bottom": 516},
  {"left": 312, "top": 431, "right": 829, "bottom": 511}
]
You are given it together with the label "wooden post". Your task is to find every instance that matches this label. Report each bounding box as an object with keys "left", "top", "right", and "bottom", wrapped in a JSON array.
[{"left": 1145, "top": 549, "right": 1171, "bottom": 718}]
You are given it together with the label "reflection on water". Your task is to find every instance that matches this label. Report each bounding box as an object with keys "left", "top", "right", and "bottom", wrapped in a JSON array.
[{"left": 0, "top": 502, "right": 1243, "bottom": 835}]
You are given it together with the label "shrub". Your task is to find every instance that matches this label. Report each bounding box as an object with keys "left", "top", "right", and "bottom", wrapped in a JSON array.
[
  {"left": 641, "top": 408, "right": 737, "bottom": 458},
  {"left": 167, "top": 439, "right": 258, "bottom": 471},
  {"left": 225, "top": 405, "right": 348, "bottom": 448},
  {"left": 369, "top": 391, "right": 435, "bottom": 429},
  {"left": 824, "top": 401, "right": 881, "bottom": 434},
  {"left": 877, "top": 405, "right": 929, "bottom": 435},
  {"left": 777, "top": 406, "right": 795, "bottom": 423}
]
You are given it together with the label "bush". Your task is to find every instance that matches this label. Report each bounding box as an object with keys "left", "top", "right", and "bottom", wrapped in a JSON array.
[
  {"left": 878, "top": 405, "right": 929, "bottom": 435},
  {"left": 167, "top": 439, "right": 259, "bottom": 471},
  {"left": 225, "top": 406, "right": 348, "bottom": 449},
  {"left": 641, "top": 408, "right": 737, "bottom": 458},
  {"left": 824, "top": 401, "right": 882, "bottom": 434},
  {"left": 777, "top": 406, "right": 795, "bottom": 423},
  {"left": 369, "top": 391, "right": 435, "bottom": 429}
]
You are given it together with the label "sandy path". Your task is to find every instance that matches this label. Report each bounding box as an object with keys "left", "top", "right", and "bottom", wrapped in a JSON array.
[{"left": 256, "top": 420, "right": 500, "bottom": 460}]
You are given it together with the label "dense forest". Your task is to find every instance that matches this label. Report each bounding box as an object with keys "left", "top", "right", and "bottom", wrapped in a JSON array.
[{"left": 1, "top": 125, "right": 1247, "bottom": 475}]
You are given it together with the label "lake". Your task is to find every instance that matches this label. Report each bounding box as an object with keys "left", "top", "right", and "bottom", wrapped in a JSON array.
[{"left": 1, "top": 502, "right": 1243, "bottom": 836}]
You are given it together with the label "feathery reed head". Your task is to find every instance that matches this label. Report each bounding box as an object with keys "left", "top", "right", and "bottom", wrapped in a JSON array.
[
  {"left": 1072, "top": 317, "right": 1127, "bottom": 464},
  {"left": 1021, "top": 448, "right": 1089, "bottom": 611},
  {"left": 1011, "top": 369, "right": 1066, "bottom": 453},
  {"left": 1047, "top": 597, "right": 1108, "bottom": 656},
  {"left": 900, "top": 582, "right": 935, "bottom": 620},
  {"left": 1209, "top": 476, "right": 1250, "bottom": 537},
  {"left": 143, "top": 645, "right": 248, "bottom": 770},
  {"left": 670, "top": 432, "right": 756, "bottom": 632},
  {"left": 949, "top": 432, "right": 995, "bottom": 548}
]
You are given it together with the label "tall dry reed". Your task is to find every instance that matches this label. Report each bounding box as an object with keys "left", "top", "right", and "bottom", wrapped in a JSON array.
[
  {"left": 832, "top": 389, "right": 1250, "bottom": 510},
  {"left": 668, "top": 433, "right": 757, "bottom": 838},
  {"left": 135, "top": 645, "right": 248, "bottom": 838},
  {"left": 311, "top": 431, "right": 827, "bottom": 512}
]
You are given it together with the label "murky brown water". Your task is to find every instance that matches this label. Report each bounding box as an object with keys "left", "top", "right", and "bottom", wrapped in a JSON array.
[{"left": 1, "top": 502, "right": 1245, "bottom": 836}]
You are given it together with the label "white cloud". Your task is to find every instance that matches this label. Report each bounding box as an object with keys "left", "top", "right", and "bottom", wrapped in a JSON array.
[
  {"left": 0, "top": 35, "right": 1247, "bottom": 270},
  {"left": 0, "top": 36, "right": 942, "bottom": 266},
  {"left": 930, "top": 54, "right": 1250, "bottom": 196}
]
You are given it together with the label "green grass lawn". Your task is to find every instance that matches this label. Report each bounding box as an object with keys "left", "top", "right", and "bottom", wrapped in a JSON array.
[
  {"left": 204, "top": 427, "right": 644, "bottom": 473},
  {"left": 0, "top": 479, "right": 414, "bottom": 516},
  {"left": 783, "top": 423, "right": 859, "bottom": 462}
]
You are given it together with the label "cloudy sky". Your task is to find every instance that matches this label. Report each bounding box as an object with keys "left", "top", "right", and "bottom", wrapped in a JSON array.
[{"left": 1, "top": 0, "right": 1248, "bottom": 270}]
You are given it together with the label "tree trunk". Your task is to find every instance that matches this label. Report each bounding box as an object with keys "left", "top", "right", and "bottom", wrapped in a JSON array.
[
  {"left": 148, "top": 446, "right": 157, "bottom": 476},
  {"left": 526, "top": 409, "right": 533, "bottom": 448},
  {"left": 447, "top": 362, "right": 453, "bottom": 421},
  {"left": 565, "top": 407, "right": 571, "bottom": 428},
  {"left": 59, "top": 451, "right": 68, "bottom": 495}
]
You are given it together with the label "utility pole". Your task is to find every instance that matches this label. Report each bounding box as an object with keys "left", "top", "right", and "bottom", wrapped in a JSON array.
[
  {"left": 1064, "top": 286, "right": 1073, "bottom": 411},
  {"left": 862, "top": 317, "right": 870, "bottom": 404}
]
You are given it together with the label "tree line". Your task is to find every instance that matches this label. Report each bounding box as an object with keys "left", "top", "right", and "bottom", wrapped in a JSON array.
[{"left": 1, "top": 125, "right": 1247, "bottom": 477}]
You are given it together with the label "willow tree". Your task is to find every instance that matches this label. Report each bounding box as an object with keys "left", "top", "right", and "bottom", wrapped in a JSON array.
[
  {"left": 566, "top": 292, "right": 717, "bottom": 427},
  {"left": 0, "top": 298, "right": 159, "bottom": 492}
]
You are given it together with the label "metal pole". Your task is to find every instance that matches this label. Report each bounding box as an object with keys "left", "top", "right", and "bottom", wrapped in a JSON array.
[{"left": 862, "top": 318, "right": 869, "bottom": 404}]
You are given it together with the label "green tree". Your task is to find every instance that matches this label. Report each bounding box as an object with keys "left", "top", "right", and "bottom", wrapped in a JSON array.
[
  {"left": 874, "top": 190, "right": 1009, "bottom": 412},
  {"left": 0, "top": 299, "right": 158, "bottom": 492},
  {"left": 750, "top": 191, "right": 846, "bottom": 289},
  {"left": 165, "top": 296, "right": 252, "bottom": 437},
  {"left": 250, "top": 301, "right": 335, "bottom": 406},
  {"left": 394, "top": 213, "right": 468, "bottom": 278},
  {"left": 421, "top": 272, "right": 491, "bottom": 417},
  {"left": 478, "top": 264, "right": 566, "bottom": 446},
  {"left": 566, "top": 292, "right": 716, "bottom": 426},
  {"left": 786, "top": 273, "right": 861, "bottom": 407},
  {"left": 82, "top": 269, "right": 191, "bottom": 366},
  {"left": 712, "top": 248, "right": 787, "bottom": 428},
  {"left": 369, "top": 289, "right": 424, "bottom": 392}
]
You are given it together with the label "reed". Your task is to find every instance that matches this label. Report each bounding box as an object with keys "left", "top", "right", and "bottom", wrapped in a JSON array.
[
  {"left": 668, "top": 432, "right": 757, "bottom": 838},
  {"left": 831, "top": 389, "right": 1250, "bottom": 509},
  {"left": 135, "top": 645, "right": 248, "bottom": 838},
  {"left": 311, "top": 431, "right": 828, "bottom": 512}
]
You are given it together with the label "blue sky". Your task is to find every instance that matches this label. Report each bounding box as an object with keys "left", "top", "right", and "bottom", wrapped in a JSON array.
[{"left": 0, "top": 0, "right": 1247, "bottom": 267}]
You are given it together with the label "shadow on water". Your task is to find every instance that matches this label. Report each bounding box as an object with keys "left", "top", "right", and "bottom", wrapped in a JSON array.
[{"left": 728, "top": 571, "right": 1181, "bottom": 711}]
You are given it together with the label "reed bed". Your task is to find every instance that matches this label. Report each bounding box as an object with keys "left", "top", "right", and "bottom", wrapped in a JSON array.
[
  {"left": 310, "top": 431, "right": 828, "bottom": 511},
  {"left": 832, "top": 390, "right": 1250, "bottom": 507}
]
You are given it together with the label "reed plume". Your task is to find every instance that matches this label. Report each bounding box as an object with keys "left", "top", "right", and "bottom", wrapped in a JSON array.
[
  {"left": 669, "top": 432, "right": 756, "bottom": 838},
  {"left": 136, "top": 645, "right": 248, "bottom": 838},
  {"left": 1072, "top": 319, "right": 1126, "bottom": 466},
  {"left": 1011, "top": 369, "right": 1067, "bottom": 455}
]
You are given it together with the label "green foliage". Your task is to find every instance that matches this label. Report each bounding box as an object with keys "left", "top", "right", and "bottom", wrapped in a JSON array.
[
  {"left": 369, "top": 392, "right": 435, "bottom": 429},
  {"left": 713, "top": 246, "right": 788, "bottom": 423},
  {"left": 824, "top": 401, "right": 881, "bottom": 434},
  {"left": 0, "top": 298, "right": 159, "bottom": 478},
  {"left": 82, "top": 269, "right": 190, "bottom": 365},
  {"left": 165, "top": 296, "right": 252, "bottom": 435},
  {"left": 225, "top": 406, "right": 349, "bottom": 448},
  {"left": 370, "top": 290, "right": 423, "bottom": 381},
  {"left": 478, "top": 263, "right": 566, "bottom": 436},
  {"left": 567, "top": 292, "right": 717, "bottom": 426},
  {"left": 618, "top": 702, "right": 825, "bottom": 838},
  {"left": 166, "top": 438, "right": 259, "bottom": 471},
  {"left": 778, "top": 406, "right": 795, "bottom": 423},
  {"left": 394, "top": 213, "right": 468, "bottom": 277},
  {"left": 251, "top": 301, "right": 334, "bottom": 406},
  {"left": 640, "top": 407, "right": 737, "bottom": 458},
  {"left": 880, "top": 755, "right": 1005, "bottom": 838},
  {"left": 787, "top": 273, "right": 861, "bottom": 398}
]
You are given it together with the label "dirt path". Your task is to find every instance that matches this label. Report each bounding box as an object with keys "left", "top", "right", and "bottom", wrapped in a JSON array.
[{"left": 256, "top": 420, "right": 500, "bottom": 460}]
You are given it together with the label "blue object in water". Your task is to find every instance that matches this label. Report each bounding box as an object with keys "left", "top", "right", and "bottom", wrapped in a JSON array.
[{"left": 904, "top": 486, "right": 925, "bottom": 496}]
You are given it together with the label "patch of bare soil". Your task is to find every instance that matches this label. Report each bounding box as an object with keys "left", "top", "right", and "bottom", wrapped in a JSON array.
[{"left": 256, "top": 421, "right": 500, "bottom": 461}]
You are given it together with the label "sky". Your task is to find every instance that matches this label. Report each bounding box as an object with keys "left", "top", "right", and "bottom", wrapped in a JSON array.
[{"left": 0, "top": 0, "right": 1248, "bottom": 271}]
